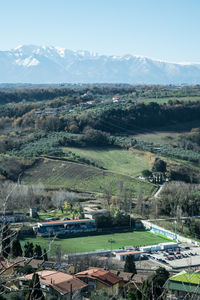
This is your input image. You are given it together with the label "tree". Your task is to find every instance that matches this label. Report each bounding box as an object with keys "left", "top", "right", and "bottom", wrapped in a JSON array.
[
  {"left": 11, "top": 239, "right": 23, "bottom": 258},
  {"left": 127, "top": 290, "right": 142, "bottom": 300},
  {"left": 27, "top": 273, "right": 45, "bottom": 300},
  {"left": 0, "top": 222, "right": 11, "bottom": 258},
  {"left": 17, "top": 265, "right": 35, "bottom": 275},
  {"left": 24, "top": 242, "right": 34, "bottom": 258},
  {"left": 124, "top": 255, "right": 137, "bottom": 275},
  {"left": 136, "top": 184, "right": 144, "bottom": 216},
  {"left": 43, "top": 249, "right": 48, "bottom": 261},
  {"left": 152, "top": 158, "right": 166, "bottom": 173},
  {"left": 141, "top": 169, "right": 152, "bottom": 178},
  {"left": 34, "top": 245, "right": 42, "bottom": 259},
  {"left": 141, "top": 267, "right": 169, "bottom": 300},
  {"left": 52, "top": 190, "right": 77, "bottom": 213}
]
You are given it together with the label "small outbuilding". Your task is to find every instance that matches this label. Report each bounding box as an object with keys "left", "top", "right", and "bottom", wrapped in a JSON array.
[{"left": 115, "top": 250, "right": 141, "bottom": 261}]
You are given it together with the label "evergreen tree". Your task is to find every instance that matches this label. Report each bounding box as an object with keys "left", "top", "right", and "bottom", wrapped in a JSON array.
[
  {"left": 124, "top": 255, "right": 137, "bottom": 274},
  {"left": 34, "top": 245, "right": 42, "bottom": 259},
  {"left": 1, "top": 222, "right": 11, "bottom": 258},
  {"left": 152, "top": 158, "right": 166, "bottom": 173},
  {"left": 127, "top": 290, "right": 142, "bottom": 300},
  {"left": 24, "top": 242, "right": 34, "bottom": 258},
  {"left": 27, "top": 273, "right": 45, "bottom": 300},
  {"left": 141, "top": 267, "right": 169, "bottom": 300},
  {"left": 43, "top": 249, "right": 48, "bottom": 261},
  {"left": 11, "top": 239, "right": 23, "bottom": 258}
]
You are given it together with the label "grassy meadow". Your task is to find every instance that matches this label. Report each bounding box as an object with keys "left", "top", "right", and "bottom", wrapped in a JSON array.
[{"left": 62, "top": 147, "right": 151, "bottom": 177}]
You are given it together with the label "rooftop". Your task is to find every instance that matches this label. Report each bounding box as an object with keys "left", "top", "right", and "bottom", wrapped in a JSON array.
[
  {"left": 169, "top": 271, "right": 200, "bottom": 285},
  {"left": 76, "top": 268, "right": 122, "bottom": 287},
  {"left": 39, "top": 219, "right": 94, "bottom": 225},
  {"left": 20, "top": 270, "right": 87, "bottom": 295},
  {"left": 116, "top": 250, "right": 140, "bottom": 256}
]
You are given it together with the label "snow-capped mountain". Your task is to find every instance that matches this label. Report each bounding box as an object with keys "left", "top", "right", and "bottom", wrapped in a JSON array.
[{"left": 1, "top": 45, "right": 200, "bottom": 84}]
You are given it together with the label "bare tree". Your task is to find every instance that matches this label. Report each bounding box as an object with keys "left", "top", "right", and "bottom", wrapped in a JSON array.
[
  {"left": 51, "top": 189, "right": 77, "bottom": 212},
  {"left": 136, "top": 183, "right": 144, "bottom": 216}
]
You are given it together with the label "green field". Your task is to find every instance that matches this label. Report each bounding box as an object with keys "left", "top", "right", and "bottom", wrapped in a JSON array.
[
  {"left": 20, "top": 231, "right": 170, "bottom": 255},
  {"left": 22, "top": 149, "right": 156, "bottom": 196},
  {"left": 63, "top": 147, "right": 150, "bottom": 177},
  {"left": 134, "top": 119, "right": 200, "bottom": 145}
]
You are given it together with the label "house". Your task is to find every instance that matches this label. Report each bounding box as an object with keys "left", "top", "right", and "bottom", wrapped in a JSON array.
[
  {"left": 163, "top": 270, "right": 200, "bottom": 299},
  {"left": 112, "top": 95, "right": 121, "bottom": 103},
  {"left": 75, "top": 268, "right": 123, "bottom": 295},
  {"left": 11, "top": 257, "right": 44, "bottom": 271},
  {"left": 111, "top": 270, "right": 148, "bottom": 290},
  {"left": 35, "top": 219, "right": 96, "bottom": 237},
  {"left": 19, "top": 270, "right": 87, "bottom": 300},
  {"left": 115, "top": 250, "right": 141, "bottom": 261}
]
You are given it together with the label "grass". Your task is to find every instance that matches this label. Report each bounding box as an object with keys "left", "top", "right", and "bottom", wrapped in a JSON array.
[
  {"left": 20, "top": 230, "right": 170, "bottom": 255},
  {"left": 22, "top": 155, "right": 156, "bottom": 196},
  {"left": 62, "top": 147, "right": 150, "bottom": 177},
  {"left": 134, "top": 119, "right": 200, "bottom": 145}
]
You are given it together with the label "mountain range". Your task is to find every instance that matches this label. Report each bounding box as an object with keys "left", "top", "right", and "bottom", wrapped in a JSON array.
[{"left": 1, "top": 45, "right": 200, "bottom": 84}]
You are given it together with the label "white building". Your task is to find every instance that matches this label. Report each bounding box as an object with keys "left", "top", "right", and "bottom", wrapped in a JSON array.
[{"left": 115, "top": 250, "right": 141, "bottom": 261}]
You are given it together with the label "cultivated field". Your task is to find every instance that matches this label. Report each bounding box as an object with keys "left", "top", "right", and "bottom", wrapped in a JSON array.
[
  {"left": 22, "top": 154, "right": 156, "bottom": 196},
  {"left": 134, "top": 119, "right": 200, "bottom": 145},
  {"left": 20, "top": 231, "right": 170, "bottom": 255}
]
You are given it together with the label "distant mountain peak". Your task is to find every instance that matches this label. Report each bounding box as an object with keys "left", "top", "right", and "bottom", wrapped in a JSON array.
[{"left": 0, "top": 45, "right": 200, "bottom": 84}]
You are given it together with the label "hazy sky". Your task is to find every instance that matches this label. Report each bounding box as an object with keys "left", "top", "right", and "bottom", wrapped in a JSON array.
[{"left": 1, "top": 0, "right": 200, "bottom": 62}]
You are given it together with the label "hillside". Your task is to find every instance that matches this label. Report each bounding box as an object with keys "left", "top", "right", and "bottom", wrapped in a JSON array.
[{"left": 21, "top": 153, "right": 156, "bottom": 196}]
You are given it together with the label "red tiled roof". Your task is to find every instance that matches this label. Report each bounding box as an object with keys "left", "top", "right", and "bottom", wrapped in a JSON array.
[
  {"left": 39, "top": 219, "right": 94, "bottom": 225},
  {"left": 20, "top": 270, "right": 87, "bottom": 295},
  {"left": 76, "top": 268, "right": 122, "bottom": 287},
  {"left": 116, "top": 250, "right": 140, "bottom": 256}
]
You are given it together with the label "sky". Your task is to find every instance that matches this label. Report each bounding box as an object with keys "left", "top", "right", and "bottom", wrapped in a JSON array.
[{"left": 0, "top": 0, "right": 200, "bottom": 63}]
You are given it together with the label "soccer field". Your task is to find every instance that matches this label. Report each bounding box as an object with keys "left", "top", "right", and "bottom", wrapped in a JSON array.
[{"left": 21, "top": 230, "right": 170, "bottom": 255}]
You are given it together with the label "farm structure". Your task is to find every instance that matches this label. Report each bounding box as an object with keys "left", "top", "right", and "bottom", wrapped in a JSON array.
[{"left": 36, "top": 219, "right": 96, "bottom": 237}]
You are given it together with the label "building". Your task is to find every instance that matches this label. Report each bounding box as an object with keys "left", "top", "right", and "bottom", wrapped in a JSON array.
[
  {"left": 140, "top": 244, "right": 161, "bottom": 252},
  {"left": 115, "top": 250, "right": 141, "bottom": 261},
  {"left": 111, "top": 270, "right": 148, "bottom": 290},
  {"left": 12, "top": 257, "right": 75, "bottom": 274},
  {"left": 0, "top": 211, "right": 26, "bottom": 223},
  {"left": 76, "top": 268, "right": 123, "bottom": 295},
  {"left": 164, "top": 270, "right": 200, "bottom": 299},
  {"left": 159, "top": 242, "right": 178, "bottom": 250},
  {"left": 19, "top": 270, "right": 88, "bottom": 300},
  {"left": 140, "top": 242, "right": 178, "bottom": 253},
  {"left": 36, "top": 219, "right": 96, "bottom": 237}
]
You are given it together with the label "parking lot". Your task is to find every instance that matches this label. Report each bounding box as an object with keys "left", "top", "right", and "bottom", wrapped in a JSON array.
[{"left": 146, "top": 246, "right": 200, "bottom": 269}]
